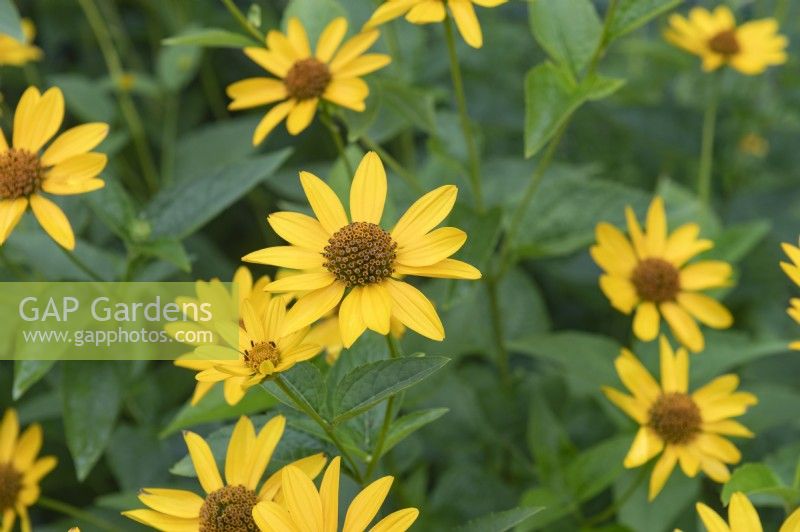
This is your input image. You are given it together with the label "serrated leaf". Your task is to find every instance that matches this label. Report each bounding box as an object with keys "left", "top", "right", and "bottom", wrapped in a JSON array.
[
  {"left": 608, "top": 0, "right": 684, "bottom": 41},
  {"left": 457, "top": 506, "right": 544, "bottom": 532},
  {"left": 528, "top": 0, "right": 602, "bottom": 76},
  {"left": 263, "top": 363, "right": 327, "bottom": 418},
  {"left": 163, "top": 28, "right": 259, "bottom": 48},
  {"left": 332, "top": 356, "right": 449, "bottom": 424}
]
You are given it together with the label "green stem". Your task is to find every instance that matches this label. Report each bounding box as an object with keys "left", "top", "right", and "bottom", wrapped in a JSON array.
[
  {"left": 486, "top": 278, "right": 511, "bottom": 386},
  {"left": 359, "top": 136, "right": 423, "bottom": 193},
  {"left": 443, "top": 15, "right": 484, "bottom": 212},
  {"left": 77, "top": 0, "right": 160, "bottom": 194},
  {"left": 321, "top": 109, "right": 354, "bottom": 177},
  {"left": 697, "top": 76, "right": 720, "bottom": 206},
  {"left": 160, "top": 93, "right": 178, "bottom": 185},
  {"left": 364, "top": 335, "right": 400, "bottom": 482},
  {"left": 275, "top": 376, "right": 364, "bottom": 483},
  {"left": 38, "top": 496, "right": 118, "bottom": 532},
  {"left": 583, "top": 468, "right": 647, "bottom": 526},
  {"left": 220, "top": 0, "right": 265, "bottom": 42},
  {"left": 60, "top": 247, "right": 104, "bottom": 282},
  {"left": 587, "top": 0, "right": 620, "bottom": 74},
  {"left": 201, "top": 56, "right": 229, "bottom": 120}
]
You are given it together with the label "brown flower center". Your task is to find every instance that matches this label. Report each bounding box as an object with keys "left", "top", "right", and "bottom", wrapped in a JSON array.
[
  {"left": 243, "top": 340, "right": 281, "bottom": 372},
  {"left": 323, "top": 222, "right": 397, "bottom": 287},
  {"left": 0, "top": 462, "right": 22, "bottom": 511},
  {"left": 709, "top": 29, "right": 740, "bottom": 55},
  {"left": 0, "top": 148, "right": 43, "bottom": 200},
  {"left": 199, "top": 485, "right": 259, "bottom": 532},
  {"left": 284, "top": 58, "right": 331, "bottom": 100},
  {"left": 631, "top": 258, "right": 680, "bottom": 302},
  {"left": 648, "top": 392, "right": 702, "bottom": 445}
]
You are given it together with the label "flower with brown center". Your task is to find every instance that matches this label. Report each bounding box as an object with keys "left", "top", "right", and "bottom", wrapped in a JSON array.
[
  {"left": 227, "top": 17, "right": 391, "bottom": 145},
  {"left": 591, "top": 196, "right": 733, "bottom": 353},
  {"left": 603, "top": 337, "right": 757, "bottom": 500},
  {"left": 124, "top": 415, "right": 328, "bottom": 531}
]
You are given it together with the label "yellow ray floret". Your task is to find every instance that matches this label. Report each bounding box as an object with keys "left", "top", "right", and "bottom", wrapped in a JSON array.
[
  {"left": 664, "top": 6, "right": 787, "bottom": 75},
  {"left": 591, "top": 195, "right": 733, "bottom": 353},
  {"left": 602, "top": 337, "right": 756, "bottom": 500},
  {"left": 227, "top": 17, "right": 391, "bottom": 145},
  {"left": 0, "top": 20, "right": 42, "bottom": 66},
  {"left": 243, "top": 151, "right": 481, "bottom": 348},
  {"left": 780, "top": 241, "right": 800, "bottom": 350},
  {"left": 695, "top": 491, "right": 800, "bottom": 532}
]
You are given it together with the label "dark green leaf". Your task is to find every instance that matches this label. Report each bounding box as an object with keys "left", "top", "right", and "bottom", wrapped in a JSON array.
[
  {"left": 528, "top": 0, "right": 602, "bottom": 75},
  {"left": 457, "top": 506, "right": 544, "bottom": 532},
  {"left": 263, "top": 363, "right": 327, "bottom": 417},
  {"left": 13, "top": 360, "right": 55, "bottom": 400},
  {"left": 608, "top": 0, "right": 684, "bottom": 41},
  {"left": 722, "top": 463, "right": 800, "bottom": 506},
  {"left": 162, "top": 28, "right": 259, "bottom": 48},
  {"left": 381, "top": 408, "right": 449, "bottom": 457}
]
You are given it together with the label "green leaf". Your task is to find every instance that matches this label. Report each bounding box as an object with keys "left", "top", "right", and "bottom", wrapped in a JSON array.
[
  {"left": 13, "top": 360, "right": 56, "bottom": 400},
  {"left": 145, "top": 149, "right": 291, "bottom": 239},
  {"left": 62, "top": 362, "right": 124, "bottom": 480},
  {"left": 173, "top": 116, "right": 261, "bottom": 182},
  {"left": 608, "top": 0, "right": 684, "bottom": 41},
  {"left": 160, "top": 386, "right": 277, "bottom": 437},
  {"left": 262, "top": 363, "right": 327, "bottom": 417},
  {"left": 332, "top": 356, "right": 449, "bottom": 424},
  {"left": 524, "top": 63, "right": 624, "bottom": 158},
  {"left": 722, "top": 463, "right": 800, "bottom": 506},
  {"left": 457, "top": 506, "right": 544, "bottom": 532},
  {"left": 133, "top": 239, "right": 192, "bottom": 272},
  {"left": 381, "top": 408, "right": 449, "bottom": 458},
  {"left": 84, "top": 178, "right": 140, "bottom": 243},
  {"left": 48, "top": 74, "right": 117, "bottom": 123},
  {"left": 0, "top": 0, "right": 24, "bottom": 42},
  {"left": 528, "top": 0, "right": 602, "bottom": 76},
  {"left": 157, "top": 41, "right": 202, "bottom": 92},
  {"left": 163, "top": 28, "right": 259, "bottom": 48}
]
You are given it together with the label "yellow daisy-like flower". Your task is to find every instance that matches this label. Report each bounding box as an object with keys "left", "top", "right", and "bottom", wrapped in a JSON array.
[
  {"left": 253, "top": 456, "right": 419, "bottom": 532},
  {"left": 227, "top": 17, "right": 390, "bottom": 145},
  {"left": 664, "top": 6, "right": 788, "bottom": 75},
  {"left": 591, "top": 196, "right": 733, "bottom": 353},
  {"left": 123, "top": 415, "right": 327, "bottom": 531},
  {"left": 603, "top": 337, "right": 757, "bottom": 500},
  {"left": 365, "top": 0, "right": 507, "bottom": 49},
  {"left": 0, "top": 408, "right": 57, "bottom": 532},
  {"left": 0, "top": 20, "right": 42, "bottom": 66},
  {"left": 780, "top": 241, "right": 800, "bottom": 350},
  {"left": 243, "top": 151, "right": 481, "bottom": 348},
  {"left": 0, "top": 86, "right": 109, "bottom": 250},
  {"left": 696, "top": 491, "right": 800, "bottom": 532}
]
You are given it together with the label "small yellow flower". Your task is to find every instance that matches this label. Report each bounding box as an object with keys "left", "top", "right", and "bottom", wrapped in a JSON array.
[
  {"left": 243, "top": 151, "right": 481, "bottom": 348},
  {"left": 0, "top": 86, "right": 109, "bottom": 250},
  {"left": 696, "top": 491, "right": 800, "bottom": 532},
  {"left": 591, "top": 196, "right": 733, "bottom": 353},
  {"left": 0, "top": 20, "right": 42, "bottom": 66},
  {"left": 123, "top": 415, "right": 327, "bottom": 531},
  {"left": 0, "top": 408, "right": 57, "bottom": 532},
  {"left": 780, "top": 241, "right": 800, "bottom": 350},
  {"left": 738, "top": 133, "right": 769, "bottom": 158},
  {"left": 253, "top": 456, "right": 419, "bottom": 532},
  {"left": 365, "top": 0, "right": 507, "bottom": 49},
  {"left": 227, "top": 17, "right": 390, "bottom": 145},
  {"left": 603, "top": 337, "right": 756, "bottom": 500},
  {"left": 664, "top": 6, "right": 788, "bottom": 75}
]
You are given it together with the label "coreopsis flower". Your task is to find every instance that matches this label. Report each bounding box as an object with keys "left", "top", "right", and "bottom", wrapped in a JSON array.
[
  {"left": 696, "top": 492, "right": 800, "bottom": 532},
  {"left": 0, "top": 86, "right": 108, "bottom": 249},
  {"left": 365, "top": 0, "right": 507, "bottom": 48},
  {"left": 123, "top": 415, "right": 327, "bottom": 531},
  {"left": 243, "top": 151, "right": 481, "bottom": 347},
  {"left": 603, "top": 337, "right": 756, "bottom": 500},
  {"left": 664, "top": 6, "right": 787, "bottom": 75},
  {"left": 0, "top": 20, "right": 42, "bottom": 66},
  {"left": 780, "top": 241, "right": 800, "bottom": 350},
  {"left": 227, "top": 17, "right": 390, "bottom": 145},
  {"left": 591, "top": 196, "right": 733, "bottom": 353},
  {"left": 0, "top": 408, "right": 57, "bottom": 532},
  {"left": 253, "top": 456, "right": 419, "bottom": 532}
]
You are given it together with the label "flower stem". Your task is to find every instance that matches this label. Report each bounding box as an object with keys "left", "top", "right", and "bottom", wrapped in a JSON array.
[
  {"left": 275, "top": 376, "right": 364, "bottom": 483},
  {"left": 220, "top": 0, "right": 265, "bottom": 42},
  {"left": 364, "top": 335, "right": 401, "bottom": 482},
  {"left": 359, "top": 136, "right": 423, "bottom": 193},
  {"left": 443, "top": 15, "right": 484, "bottom": 212},
  {"left": 698, "top": 75, "right": 720, "bottom": 205},
  {"left": 486, "top": 277, "right": 511, "bottom": 386},
  {"left": 60, "top": 247, "right": 104, "bottom": 282},
  {"left": 321, "top": 109, "right": 354, "bottom": 177},
  {"left": 582, "top": 467, "right": 647, "bottom": 527},
  {"left": 38, "top": 496, "right": 119, "bottom": 532},
  {"left": 77, "top": 0, "right": 159, "bottom": 194}
]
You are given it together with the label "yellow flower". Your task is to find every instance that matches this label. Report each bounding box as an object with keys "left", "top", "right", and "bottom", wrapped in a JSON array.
[
  {"left": 591, "top": 196, "right": 733, "bottom": 353},
  {"left": 664, "top": 6, "right": 788, "bottom": 75},
  {"left": 365, "top": 0, "right": 507, "bottom": 49},
  {"left": 0, "top": 20, "right": 42, "bottom": 66},
  {"left": 227, "top": 17, "right": 390, "bottom": 145},
  {"left": 0, "top": 408, "right": 57, "bottom": 532},
  {"left": 253, "top": 456, "right": 419, "bottom": 532},
  {"left": 243, "top": 151, "right": 481, "bottom": 348},
  {"left": 780, "top": 241, "right": 800, "bottom": 350},
  {"left": 738, "top": 133, "right": 769, "bottom": 158},
  {"left": 0, "top": 86, "right": 109, "bottom": 250},
  {"left": 123, "top": 415, "right": 327, "bottom": 531},
  {"left": 603, "top": 337, "right": 757, "bottom": 500},
  {"left": 696, "top": 491, "right": 800, "bottom": 532}
]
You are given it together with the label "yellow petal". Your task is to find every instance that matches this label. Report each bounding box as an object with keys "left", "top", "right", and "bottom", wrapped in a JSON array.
[
  {"left": 702, "top": 420, "right": 753, "bottom": 438},
  {"left": 42, "top": 178, "right": 104, "bottom": 196},
  {"left": 696, "top": 502, "right": 732, "bottom": 532},
  {"left": 663, "top": 223, "right": 712, "bottom": 267},
  {"left": 394, "top": 258, "right": 481, "bottom": 280},
  {"left": 645, "top": 196, "right": 667, "bottom": 257},
  {"left": 282, "top": 465, "right": 324, "bottom": 531},
  {"left": 0, "top": 198, "right": 28, "bottom": 245},
  {"left": 343, "top": 476, "right": 393, "bottom": 532},
  {"left": 729, "top": 492, "right": 763, "bottom": 531},
  {"left": 323, "top": 78, "right": 369, "bottom": 111},
  {"left": 122, "top": 510, "right": 199, "bottom": 532},
  {"left": 332, "top": 54, "right": 391, "bottom": 79},
  {"left": 648, "top": 446, "right": 677, "bottom": 500},
  {"left": 386, "top": 279, "right": 444, "bottom": 341},
  {"left": 623, "top": 427, "right": 664, "bottom": 468},
  {"left": 406, "top": 1, "right": 447, "bottom": 24},
  {"left": 12, "top": 87, "right": 41, "bottom": 150},
  {"left": 253, "top": 501, "right": 300, "bottom": 532},
  {"left": 692, "top": 374, "right": 740, "bottom": 407},
  {"left": 350, "top": 151, "right": 387, "bottom": 224},
  {"left": 701, "top": 455, "right": 730, "bottom": 483},
  {"left": 615, "top": 348, "right": 660, "bottom": 404},
  {"left": 225, "top": 416, "right": 255, "bottom": 486},
  {"left": 340, "top": 287, "right": 367, "bottom": 348},
  {"left": 21, "top": 455, "right": 56, "bottom": 484},
  {"left": 41, "top": 123, "right": 109, "bottom": 166},
  {"left": 227, "top": 78, "right": 288, "bottom": 110},
  {"left": 625, "top": 205, "right": 647, "bottom": 258},
  {"left": 602, "top": 386, "right": 649, "bottom": 424},
  {"left": 599, "top": 275, "right": 638, "bottom": 314},
  {"left": 268, "top": 211, "right": 331, "bottom": 251},
  {"left": 316, "top": 18, "right": 348, "bottom": 62},
  {"left": 286, "top": 98, "right": 319, "bottom": 135},
  {"left": 253, "top": 99, "right": 295, "bottom": 145},
  {"left": 330, "top": 30, "right": 380, "bottom": 73},
  {"left": 696, "top": 433, "right": 741, "bottom": 464},
  {"left": 47, "top": 152, "right": 107, "bottom": 182},
  {"left": 365, "top": 0, "right": 421, "bottom": 28},
  {"left": 267, "top": 271, "right": 336, "bottom": 293},
  {"left": 242, "top": 246, "right": 324, "bottom": 270},
  {"left": 299, "top": 171, "right": 349, "bottom": 234},
  {"left": 266, "top": 30, "right": 299, "bottom": 63},
  {"left": 594, "top": 222, "right": 638, "bottom": 276},
  {"left": 632, "top": 301, "right": 660, "bottom": 341},
  {"left": 320, "top": 457, "right": 340, "bottom": 532},
  {"left": 286, "top": 18, "right": 312, "bottom": 58},
  {"left": 282, "top": 281, "right": 346, "bottom": 336},
  {"left": 676, "top": 292, "right": 733, "bottom": 329},
  {"left": 138, "top": 488, "right": 204, "bottom": 519},
  {"left": 396, "top": 227, "right": 466, "bottom": 267},
  {"left": 780, "top": 506, "right": 800, "bottom": 532},
  {"left": 247, "top": 415, "right": 286, "bottom": 490},
  {"left": 183, "top": 431, "right": 223, "bottom": 494},
  {"left": 680, "top": 261, "right": 733, "bottom": 291},
  {"left": 392, "top": 185, "right": 457, "bottom": 247},
  {"left": 361, "top": 283, "right": 392, "bottom": 335},
  {"left": 16, "top": 86, "right": 64, "bottom": 152},
  {"left": 448, "top": 0, "right": 483, "bottom": 48},
  {"left": 370, "top": 508, "right": 420, "bottom": 532},
  {"left": 660, "top": 301, "right": 704, "bottom": 353},
  {"left": 245, "top": 47, "right": 292, "bottom": 77},
  {"left": 0, "top": 409, "right": 19, "bottom": 463},
  {"left": 30, "top": 194, "right": 74, "bottom": 250},
  {"left": 11, "top": 424, "right": 42, "bottom": 471}
]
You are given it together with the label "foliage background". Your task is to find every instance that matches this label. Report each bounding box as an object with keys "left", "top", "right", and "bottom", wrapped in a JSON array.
[{"left": 0, "top": 0, "right": 798, "bottom": 530}]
